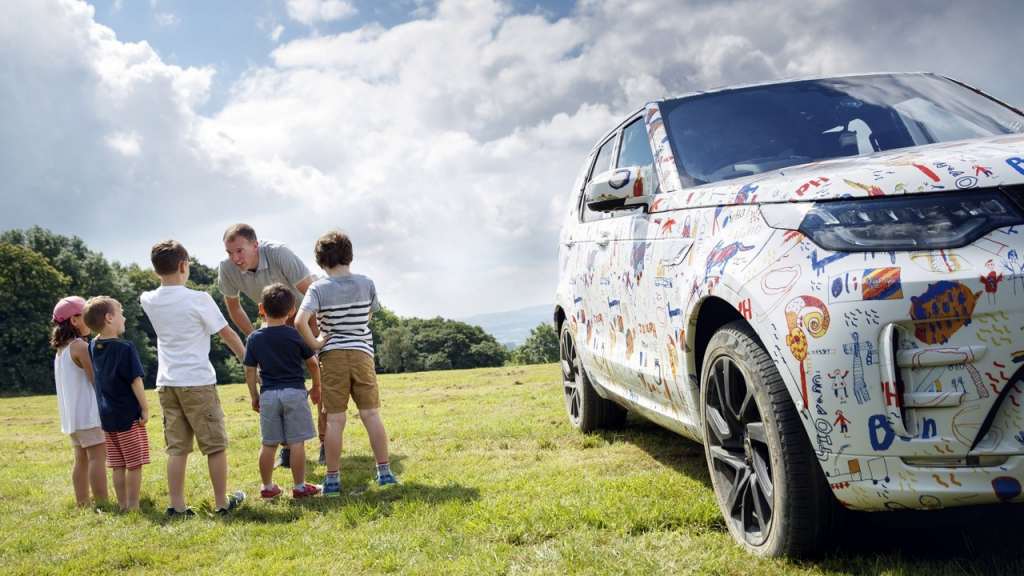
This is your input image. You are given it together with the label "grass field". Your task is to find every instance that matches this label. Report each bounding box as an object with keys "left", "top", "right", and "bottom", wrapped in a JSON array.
[{"left": 1, "top": 364, "right": 1022, "bottom": 575}]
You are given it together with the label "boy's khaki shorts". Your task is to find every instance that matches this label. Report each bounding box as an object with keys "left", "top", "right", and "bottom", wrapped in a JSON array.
[
  {"left": 320, "top": 349, "right": 380, "bottom": 414},
  {"left": 158, "top": 385, "right": 228, "bottom": 456},
  {"left": 70, "top": 426, "right": 104, "bottom": 448}
]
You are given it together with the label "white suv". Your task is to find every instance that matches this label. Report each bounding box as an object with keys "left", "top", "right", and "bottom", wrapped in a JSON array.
[{"left": 554, "top": 72, "right": 1024, "bottom": 556}]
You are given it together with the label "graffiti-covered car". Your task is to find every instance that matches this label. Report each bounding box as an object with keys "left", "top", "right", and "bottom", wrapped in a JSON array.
[{"left": 554, "top": 72, "right": 1024, "bottom": 556}]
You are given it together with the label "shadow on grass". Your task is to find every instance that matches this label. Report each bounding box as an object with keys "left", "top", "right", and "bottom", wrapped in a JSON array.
[
  {"left": 134, "top": 453, "right": 479, "bottom": 526},
  {"left": 596, "top": 413, "right": 711, "bottom": 488},
  {"left": 597, "top": 413, "right": 1024, "bottom": 572},
  {"left": 815, "top": 504, "right": 1024, "bottom": 574}
]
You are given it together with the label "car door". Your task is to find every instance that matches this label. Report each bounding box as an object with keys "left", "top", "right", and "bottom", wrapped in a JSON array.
[{"left": 577, "top": 116, "right": 655, "bottom": 406}]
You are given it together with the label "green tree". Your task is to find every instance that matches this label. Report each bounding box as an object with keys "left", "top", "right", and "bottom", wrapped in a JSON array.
[
  {"left": 511, "top": 323, "right": 559, "bottom": 365},
  {"left": 0, "top": 243, "right": 69, "bottom": 393},
  {"left": 379, "top": 324, "right": 423, "bottom": 373}
]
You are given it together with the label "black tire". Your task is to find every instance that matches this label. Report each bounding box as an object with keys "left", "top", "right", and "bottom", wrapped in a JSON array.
[
  {"left": 560, "top": 322, "right": 627, "bottom": 432},
  {"left": 700, "top": 321, "right": 833, "bottom": 557}
]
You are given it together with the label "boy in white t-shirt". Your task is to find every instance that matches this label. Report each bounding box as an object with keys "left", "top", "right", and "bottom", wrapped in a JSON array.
[{"left": 140, "top": 240, "right": 248, "bottom": 517}]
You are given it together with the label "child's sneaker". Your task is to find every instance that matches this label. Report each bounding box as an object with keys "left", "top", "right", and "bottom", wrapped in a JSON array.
[
  {"left": 215, "top": 490, "right": 246, "bottom": 515},
  {"left": 260, "top": 484, "right": 283, "bottom": 500},
  {"left": 165, "top": 506, "right": 196, "bottom": 519},
  {"left": 323, "top": 475, "right": 341, "bottom": 497},
  {"left": 376, "top": 472, "right": 399, "bottom": 487},
  {"left": 293, "top": 484, "right": 321, "bottom": 499}
]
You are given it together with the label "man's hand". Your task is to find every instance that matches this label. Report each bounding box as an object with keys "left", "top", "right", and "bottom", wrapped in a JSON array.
[
  {"left": 309, "top": 385, "right": 321, "bottom": 405},
  {"left": 139, "top": 407, "right": 149, "bottom": 426},
  {"left": 250, "top": 396, "right": 260, "bottom": 413}
]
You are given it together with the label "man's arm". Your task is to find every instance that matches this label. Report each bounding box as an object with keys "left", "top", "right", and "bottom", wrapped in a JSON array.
[
  {"left": 218, "top": 325, "right": 246, "bottom": 361},
  {"left": 225, "top": 296, "right": 256, "bottom": 336},
  {"left": 245, "top": 366, "right": 260, "bottom": 412},
  {"left": 294, "top": 309, "right": 322, "bottom": 352},
  {"left": 295, "top": 275, "right": 313, "bottom": 295},
  {"left": 130, "top": 377, "right": 149, "bottom": 425}
]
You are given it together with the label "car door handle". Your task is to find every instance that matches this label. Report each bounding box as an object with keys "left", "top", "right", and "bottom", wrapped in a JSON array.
[{"left": 597, "top": 232, "right": 611, "bottom": 247}]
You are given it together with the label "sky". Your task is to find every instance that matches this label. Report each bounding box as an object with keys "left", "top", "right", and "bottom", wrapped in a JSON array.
[{"left": 2, "top": 0, "right": 1023, "bottom": 318}]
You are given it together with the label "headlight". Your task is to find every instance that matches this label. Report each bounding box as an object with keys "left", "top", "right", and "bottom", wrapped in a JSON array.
[{"left": 759, "top": 190, "right": 1024, "bottom": 251}]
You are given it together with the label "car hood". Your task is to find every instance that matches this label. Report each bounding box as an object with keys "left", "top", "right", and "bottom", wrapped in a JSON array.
[{"left": 650, "top": 133, "right": 1024, "bottom": 213}]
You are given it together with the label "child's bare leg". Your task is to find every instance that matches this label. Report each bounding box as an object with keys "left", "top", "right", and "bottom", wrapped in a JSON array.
[
  {"left": 288, "top": 442, "right": 306, "bottom": 485},
  {"left": 124, "top": 466, "right": 142, "bottom": 511},
  {"left": 86, "top": 443, "right": 109, "bottom": 502},
  {"left": 325, "top": 412, "right": 347, "bottom": 472},
  {"left": 167, "top": 454, "right": 189, "bottom": 511},
  {"left": 359, "top": 409, "right": 390, "bottom": 465},
  {"left": 207, "top": 450, "right": 228, "bottom": 509},
  {"left": 112, "top": 467, "right": 127, "bottom": 510},
  {"left": 258, "top": 445, "right": 277, "bottom": 486},
  {"left": 72, "top": 446, "right": 90, "bottom": 506}
]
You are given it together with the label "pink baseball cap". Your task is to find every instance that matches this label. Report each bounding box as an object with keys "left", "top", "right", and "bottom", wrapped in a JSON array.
[{"left": 52, "top": 296, "right": 86, "bottom": 323}]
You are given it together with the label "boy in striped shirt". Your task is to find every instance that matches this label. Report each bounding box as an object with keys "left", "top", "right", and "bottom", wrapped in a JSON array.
[{"left": 295, "top": 230, "right": 397, "bottom": 495}]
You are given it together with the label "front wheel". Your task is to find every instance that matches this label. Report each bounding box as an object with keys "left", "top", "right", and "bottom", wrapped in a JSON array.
[
  {"left": 700, "top": 321, "right": 833, "bottom": 557},
  {"left": 560, "top": 322, "right": 626, "bottom": 432}
]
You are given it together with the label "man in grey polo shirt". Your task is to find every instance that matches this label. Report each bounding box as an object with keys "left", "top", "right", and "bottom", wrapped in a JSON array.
[{"left": 219, "top": 223, "right": 326, "bottom": 467}]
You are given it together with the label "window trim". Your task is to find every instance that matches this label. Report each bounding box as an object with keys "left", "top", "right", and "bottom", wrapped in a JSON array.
[{"left": 616, "top": 116, "right": 656, "bottom": 169}]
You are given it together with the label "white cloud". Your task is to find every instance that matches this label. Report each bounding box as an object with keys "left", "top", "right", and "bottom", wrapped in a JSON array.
[
  {"left": 271, "top": 24, "right": 284, "bottom": 42},
  {"left": 105, "top": 131, "right": 142, "bottom": 156},
  {"left": 286, "top": 0, "right": 356, "bottom": 26},
  {"left": 3, "top": 0, "right": 1024, "bottom": 318},
  {"left": 154, "top": 11, "right": 179, "bottom": 27}
]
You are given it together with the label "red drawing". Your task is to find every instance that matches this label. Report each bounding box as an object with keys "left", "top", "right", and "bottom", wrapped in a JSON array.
[
  {"left": 834, "top": 410, "right": 851, "bottom": 434},
  {"left": 974, "top": 165, "right": 993, "bottom": 177},
  {"left": 882, "top": 381, "right": 902, "bottom": 408},
  {"left": 738, "top": 298, "right": 753, "bottom": 320},
  {"left": 795, "top": 176, "right": 830, "bottom": 196},
  {"left": 913, "top": 162, "right": 941, "bottom": 182}
]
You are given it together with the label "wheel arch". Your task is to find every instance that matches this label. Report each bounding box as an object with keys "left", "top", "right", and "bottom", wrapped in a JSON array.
[{"left": 688, "top": 296, "right": 751, "bottom": 389}]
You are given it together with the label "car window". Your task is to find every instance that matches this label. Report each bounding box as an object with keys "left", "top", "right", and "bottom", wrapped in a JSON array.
[
  {"left": 617, "top": 118, "right": 654, "bottom": 168},
  {"left": 589, "top": 137, "right": 616, "bottom": 180}
]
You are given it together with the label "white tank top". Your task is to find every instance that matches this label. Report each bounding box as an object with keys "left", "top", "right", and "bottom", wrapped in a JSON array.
[{"left": 54, "top": 342, "right": 101, "bottom": 434}]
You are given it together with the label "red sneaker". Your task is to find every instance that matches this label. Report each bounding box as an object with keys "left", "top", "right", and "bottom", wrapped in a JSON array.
[
  {"left": 260, "top": 484, "right": 283, "bottom": 500},
  {"left": 293, "top": 484, "right": 321, "bottom": 499}
]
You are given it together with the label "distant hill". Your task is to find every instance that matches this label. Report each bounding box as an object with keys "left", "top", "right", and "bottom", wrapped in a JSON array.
[{"left": 462, "top": 304, "right": 553, "bottom": 347}]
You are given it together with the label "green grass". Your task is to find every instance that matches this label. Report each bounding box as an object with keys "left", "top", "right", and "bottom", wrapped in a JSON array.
[{"left": 1, "top": 364, "right": 1021, "bottom": 575}]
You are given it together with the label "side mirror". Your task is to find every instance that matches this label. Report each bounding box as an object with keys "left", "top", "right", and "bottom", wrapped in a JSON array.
[{"left": 585, "top": 165, "right": 657, "bottom": 212}]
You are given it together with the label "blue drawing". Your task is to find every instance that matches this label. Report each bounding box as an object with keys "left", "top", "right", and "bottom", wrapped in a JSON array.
[
  {"left": 809, "top": 250, "right": 850, "bottom": 277},
  {"left": 843, "top": 331, "right": 872, "bottom": 405}
]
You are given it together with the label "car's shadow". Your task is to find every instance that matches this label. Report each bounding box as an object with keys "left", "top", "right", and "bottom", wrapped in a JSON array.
[{"left": 606, "top": 413, "right": 1024, "bottom": 571}]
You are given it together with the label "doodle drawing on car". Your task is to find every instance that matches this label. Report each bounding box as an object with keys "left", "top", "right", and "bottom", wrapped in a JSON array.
[{"left": 554, "top": 72, "right": 1024, "bottom": 556}]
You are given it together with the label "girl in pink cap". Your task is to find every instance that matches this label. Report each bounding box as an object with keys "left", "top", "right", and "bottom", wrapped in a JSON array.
[{"left": 51, "top": 296, "right": 109, "bottom": 507}]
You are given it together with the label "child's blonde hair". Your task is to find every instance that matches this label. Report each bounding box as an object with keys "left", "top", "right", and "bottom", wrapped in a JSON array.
[{"left": 83, "top": 296, "right": 120, "bottom": 333}]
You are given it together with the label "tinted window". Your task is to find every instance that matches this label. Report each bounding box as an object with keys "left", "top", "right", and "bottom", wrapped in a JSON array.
[
  {"left": 660, "top": 73, "right": 1024, "bottom": 187},
  {"left": 617, "top": 118, "right": 654, "bottom": 168}
]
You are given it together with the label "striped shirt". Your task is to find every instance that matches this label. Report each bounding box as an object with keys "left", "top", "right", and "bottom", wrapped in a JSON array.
[{"left": 299, "top": 273, "right": 380, "bottom": 357}]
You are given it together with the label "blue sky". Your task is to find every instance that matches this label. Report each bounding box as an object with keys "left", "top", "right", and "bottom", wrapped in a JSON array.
[{"left": 3, "top": 1, "right": 1023, "bottom": 317}]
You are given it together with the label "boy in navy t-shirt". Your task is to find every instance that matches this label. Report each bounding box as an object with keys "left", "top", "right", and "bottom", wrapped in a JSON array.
[
  {"left": 245, "top": 283, "right": 322, "bottom": 499},
  {"left": 83, "top": 296, "right": 150, "bottom": 512}
]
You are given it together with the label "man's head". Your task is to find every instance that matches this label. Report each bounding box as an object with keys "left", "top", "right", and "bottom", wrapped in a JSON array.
[
  {"left": 223, "top": 223, "right": 259, "bottom": 271},
  {"left": 260, "top": 283, "right": 295, "bottom": 320},
  {"left": 83, "top": 296, "right": 125, "bottom": 336},
  {"left": 315, "top": 230, "right": 353, "bottom": 270},
  {"left": 151, "top": 239, "right": 190, "bottom": 279}
]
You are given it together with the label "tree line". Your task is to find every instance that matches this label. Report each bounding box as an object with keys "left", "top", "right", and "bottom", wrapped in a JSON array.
[{"left": 0, "top": 227, "right": 558, "bottom": 395}]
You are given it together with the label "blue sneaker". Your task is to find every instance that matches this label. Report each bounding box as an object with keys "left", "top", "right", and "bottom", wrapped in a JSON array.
[
  {"left": 323, "top": 475, "right": 341, "bottom": 497},
  {"left": 376, "top": 472, "right": 399, "bottom": 487}
]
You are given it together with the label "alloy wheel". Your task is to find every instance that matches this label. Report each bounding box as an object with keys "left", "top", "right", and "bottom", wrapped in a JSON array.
[{"left": 704, "top": 355, "right": 775, "bottom": 546}]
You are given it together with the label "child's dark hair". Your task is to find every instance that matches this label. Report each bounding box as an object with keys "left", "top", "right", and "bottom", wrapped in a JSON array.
[
  {"left": 50, "top": 320, "right": 80, "bottom": 350},
  {"left": 151, "top": 239, "right": 189, "bottom": 276},
  {"left": 261, "top": 283, "right": 295, "bottom": 319},
  {"left": 83, "top": 296, "right": 119, "bottom": 333},
  {"left": 315, "top": 230, "right": 353, "bottom": 268}
]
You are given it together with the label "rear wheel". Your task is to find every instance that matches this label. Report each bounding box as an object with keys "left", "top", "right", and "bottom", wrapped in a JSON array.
[
  {"left": 701, "top": 321, "right": 833, "bottom": 557},
  {"left": 560, "top": 322, "right": 626, "bottom": 432}
]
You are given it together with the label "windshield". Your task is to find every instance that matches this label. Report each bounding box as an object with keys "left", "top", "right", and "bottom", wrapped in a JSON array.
[{"left": 660, "top": 73, "right": 1024, "bottom": 187}]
